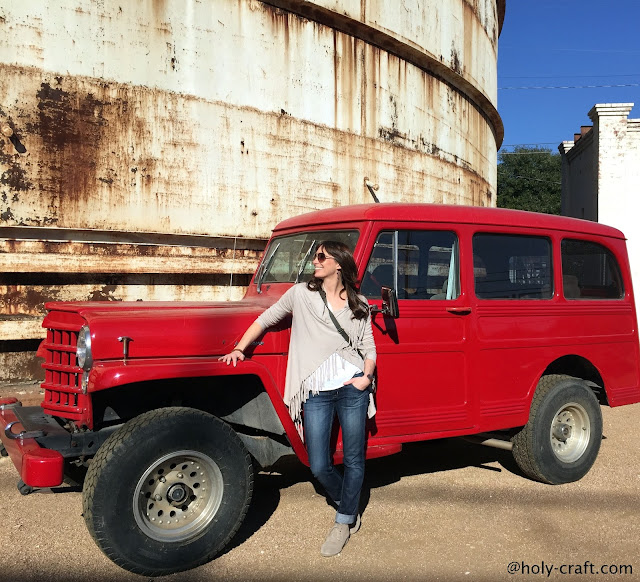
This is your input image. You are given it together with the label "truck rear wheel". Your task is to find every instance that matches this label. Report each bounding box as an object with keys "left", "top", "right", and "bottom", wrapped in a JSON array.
[
  {"left": 82, "top": 407, "right": 253, "bottom": 576},
  {"left": 512, "top": 375, "right": 603, "bottom": 485}
]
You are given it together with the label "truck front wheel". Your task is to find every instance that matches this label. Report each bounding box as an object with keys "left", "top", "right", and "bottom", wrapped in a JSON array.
[
  {"left": 512, "top": 375, "right": 603, "bottom": 485},
  {"left": 82, "top": 407, "right": 253, "bottom": 576}
]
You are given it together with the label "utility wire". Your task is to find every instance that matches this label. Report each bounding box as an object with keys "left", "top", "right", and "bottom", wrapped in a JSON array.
[
  {"left": 501, "top": 142, "right": 558, "bottom": 147},
  {"left": 500, "top": 82, "right": 640, "bottom": 90},
  {"left": 498, "top": 171, "right": 561, "bottom": 186},
  {"left": 501, "top": 73, "right": 640, "bottom": 79},
  {"left": 499, "top": 151, "right": 560, "bottom": 155},
  {"left": 498, "top": 146, "right": 561, "bottom": 155}
]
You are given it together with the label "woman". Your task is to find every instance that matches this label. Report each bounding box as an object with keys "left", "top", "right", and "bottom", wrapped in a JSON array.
[{"left": 219, "top": 241, "right": 377, "bottom": 557}]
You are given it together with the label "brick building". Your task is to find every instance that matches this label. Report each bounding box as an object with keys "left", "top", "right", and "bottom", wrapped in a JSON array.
[{"left": 559, "top": 103, "right": 640, "bottom": 300}]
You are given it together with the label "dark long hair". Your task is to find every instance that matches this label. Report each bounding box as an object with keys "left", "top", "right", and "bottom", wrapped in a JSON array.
[{"left": 307, "top": 240, "right": 369, "bottom": 320}]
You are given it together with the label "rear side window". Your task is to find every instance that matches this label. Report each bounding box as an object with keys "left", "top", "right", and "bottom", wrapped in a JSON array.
[
  {"left": 473, "top": 234, "right": 553, "bottom": 299},
  {"left": 561, "top": 239, "right": 624, "bottom": 299}
]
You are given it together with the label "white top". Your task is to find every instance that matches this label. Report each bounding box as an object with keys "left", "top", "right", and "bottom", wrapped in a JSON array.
[{"left": 303, "top": 352, "right": 361, "bottom": 392}]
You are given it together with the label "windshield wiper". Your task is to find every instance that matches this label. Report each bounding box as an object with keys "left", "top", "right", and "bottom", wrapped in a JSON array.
[
  {"left": 256, "top": 242, "right": 280, "bottom": 294},
  {"left": 295, "top": 240, "right": 316, "bottom": 283}
]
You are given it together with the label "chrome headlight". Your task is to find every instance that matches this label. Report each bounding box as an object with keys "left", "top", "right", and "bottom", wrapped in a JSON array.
[{"left": 77, "top": 325, "right": 93, "bottom": 370}]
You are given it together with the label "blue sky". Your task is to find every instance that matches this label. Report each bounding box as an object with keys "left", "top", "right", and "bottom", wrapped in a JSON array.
[{"left": 497, "top": 0, "right": 640, "bottom": 152}]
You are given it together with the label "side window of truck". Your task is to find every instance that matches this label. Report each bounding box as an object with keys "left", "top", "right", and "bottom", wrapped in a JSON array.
[
  {"left": 473, "top": 234, "right": 553, "bottom": 299},
  {"left": 360, "top": 230, "right": 460, "bottom": 300},
  {"left": 561, "top": 239, "right": 624, "bottom": 299}
]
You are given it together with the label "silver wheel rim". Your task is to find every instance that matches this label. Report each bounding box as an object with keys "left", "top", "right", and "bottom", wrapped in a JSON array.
[
  {"left": 133, "top": 450, "right": 224, "bottom": 542},
  {"left": 549, "top": 402, "right": 591, "bottom": 463}
]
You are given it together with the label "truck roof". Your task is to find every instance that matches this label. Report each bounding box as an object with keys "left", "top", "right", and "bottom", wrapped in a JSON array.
[{"left": 273, "top": 203, "right": 626, "bottom": 240}]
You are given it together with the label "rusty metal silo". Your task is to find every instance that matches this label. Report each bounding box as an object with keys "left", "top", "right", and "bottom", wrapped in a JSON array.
[{"left": 0, "top": 0, "right": 505, "bottom": 381}]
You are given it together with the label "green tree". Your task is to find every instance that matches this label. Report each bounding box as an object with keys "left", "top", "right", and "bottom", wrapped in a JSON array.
[{"left": 497, "top": 146, "right": 562, "bottom": 214}]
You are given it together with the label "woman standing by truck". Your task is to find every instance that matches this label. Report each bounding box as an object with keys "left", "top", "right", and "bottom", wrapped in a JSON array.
[{"left": 220, "top": 241, "right": 377, "bottom": 557}]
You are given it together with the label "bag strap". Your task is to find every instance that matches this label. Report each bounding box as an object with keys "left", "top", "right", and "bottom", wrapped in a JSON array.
[{"left": 318, "top": 287, "right": 364, "bottom": 359}]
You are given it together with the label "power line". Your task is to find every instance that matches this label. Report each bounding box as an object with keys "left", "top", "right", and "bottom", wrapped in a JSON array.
[
  {"left": 498, "top": 145, "right": 561, "bottom": 154},
  {"left": 501, "top": 73, "right": 640, "bottom": 80},
  {"left": 499, "top": 83, "right": 640, "bottom": 90},
  {"left": 501, "top": 142, "right": 558, "bottom": 147},
  {"left": 552, "top": 48, "right": 640, "bottom": 54},
  {"left": 497, "top": 171, "right": 561, "bottom": 186},
  {"left": 500, "top": 45, "right": 640, "bottom": 55},
  {"left": 499, "top": 151, "right": 559, "bottom": 155}
]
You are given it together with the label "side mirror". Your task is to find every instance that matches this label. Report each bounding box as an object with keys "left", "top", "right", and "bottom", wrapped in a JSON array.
[{"left": 380, "top": 286, "right": 399, "bottom": 318}]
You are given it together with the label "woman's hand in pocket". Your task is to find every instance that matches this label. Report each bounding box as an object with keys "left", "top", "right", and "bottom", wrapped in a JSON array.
[{"left": 344, "top": 375, "right": 371, "bottom": 391}]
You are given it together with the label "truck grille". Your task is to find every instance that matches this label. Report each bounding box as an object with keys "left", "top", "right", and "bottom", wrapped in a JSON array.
[{"left": 40, "top": 311, "right": 92, "bottom": 427}]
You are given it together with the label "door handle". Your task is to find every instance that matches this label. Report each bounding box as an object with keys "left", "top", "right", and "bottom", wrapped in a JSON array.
[{"left": 446, "top": 306, "right": 472, "bottom": 315}]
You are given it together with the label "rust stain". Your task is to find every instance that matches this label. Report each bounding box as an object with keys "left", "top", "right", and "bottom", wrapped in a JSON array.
[
  {"left": 19, "top": 79, "right": 109, "bottom": 224},
  {"left": 87, "top": 284, "right": 120, "bottom": 301},
  {"left": 0, "top": 285, "right": 61, "bottom": 315},
  {"left": 463, "top": 0, "right": 497, "bottom": 47},
  {"left": 151, "top": 0, "right": 169, "bottom": 12},
  {"left": 450, "top": 43, "right": 462, "bottom": 76},
  {"left": 0, "top": 69, "right": 174, "bottom": 229},
  {"left": 25, "top": 287, "right": 59, "bottom": 312},
  {"left": 1, "top": 111, "right": 33, "bottom": 222},
  {"left": 0, "top": 161, "right": 33, "bottom": 193}
]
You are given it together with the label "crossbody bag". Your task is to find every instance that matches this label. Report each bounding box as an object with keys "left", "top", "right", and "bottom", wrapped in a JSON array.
[
  {"left": 318, "top": 287, "right": 377, "bottom": 398},
  {"left": 317, "top": 287, "right": 364, "bottom": 357}
]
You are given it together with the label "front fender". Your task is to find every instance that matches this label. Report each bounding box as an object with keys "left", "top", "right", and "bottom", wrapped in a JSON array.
[{"left": 87, "top": 358, "right": 308, "bottom": 462}]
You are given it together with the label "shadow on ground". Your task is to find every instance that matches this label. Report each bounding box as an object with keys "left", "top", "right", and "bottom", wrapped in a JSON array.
[{"left": 226, "top": 437, "right": 522, "bottom": 553}]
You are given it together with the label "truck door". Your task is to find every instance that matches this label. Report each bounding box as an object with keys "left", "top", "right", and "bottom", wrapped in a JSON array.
[
  {"left": 470, "top": 232, "right": 555, "bottom": 429},
  {"left": 360, "top": 228, "right": 472, "bottom": 437}
]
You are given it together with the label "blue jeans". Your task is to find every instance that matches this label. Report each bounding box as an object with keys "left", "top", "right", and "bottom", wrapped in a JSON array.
[{"left": 303, "top": 374, "right": 369, "bottom": 525}]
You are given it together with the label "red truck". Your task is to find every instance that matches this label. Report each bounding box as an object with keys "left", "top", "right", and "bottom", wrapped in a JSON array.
[{"left": 2, "top": 203, "right": 639, "bottom": 576}]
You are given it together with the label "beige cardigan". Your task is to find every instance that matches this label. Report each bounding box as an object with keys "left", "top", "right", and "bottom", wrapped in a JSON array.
[{"left": 256, "top": 283, "right": 377, "bottom": 427}]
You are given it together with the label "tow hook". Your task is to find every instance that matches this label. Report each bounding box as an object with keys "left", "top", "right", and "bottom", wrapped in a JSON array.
[{"left": 4, "top": 420, "right": 45, "bottom": 441}]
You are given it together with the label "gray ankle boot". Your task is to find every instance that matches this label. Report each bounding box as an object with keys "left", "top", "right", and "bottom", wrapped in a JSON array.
[
  {"left": 320, "top": 523, "right": 350, "bottom": 557},
  {"left": 350, "top": 514, "right": 361, "bottom": 534}
]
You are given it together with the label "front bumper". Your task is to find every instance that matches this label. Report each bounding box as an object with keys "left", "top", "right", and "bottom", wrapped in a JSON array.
[{"left": 0, "top": 398, "right": 64, "bottom": 487}]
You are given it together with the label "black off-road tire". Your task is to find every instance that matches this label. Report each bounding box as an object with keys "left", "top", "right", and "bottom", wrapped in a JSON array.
[
  {"left": 82, "top": 407, "right": 254, "bottom": 576},
  {"left": 512, "top": 375, "right": 603, "bottom": 484}
]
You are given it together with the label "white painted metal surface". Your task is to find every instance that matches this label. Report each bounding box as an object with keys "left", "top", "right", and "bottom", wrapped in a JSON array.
[
  {"left": 0, "top": 0, "right": 504, "bottom": 378},
  {"left": 1, "top": 0, "right": 501, "bottom": 237}
]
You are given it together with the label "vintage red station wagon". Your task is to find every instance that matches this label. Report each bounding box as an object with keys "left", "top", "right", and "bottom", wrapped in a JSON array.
[{"left": 1, "top": 203, "right": 639, "bottom": 575}]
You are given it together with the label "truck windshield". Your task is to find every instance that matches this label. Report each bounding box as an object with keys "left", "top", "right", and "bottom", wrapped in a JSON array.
[{"left": 258, "top": 230, "right": 359, "bottom": 285}]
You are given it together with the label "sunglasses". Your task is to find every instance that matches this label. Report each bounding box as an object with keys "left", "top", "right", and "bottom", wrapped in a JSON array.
[{"left": 313, "top": 252, "right": 336, "bottom": 263}]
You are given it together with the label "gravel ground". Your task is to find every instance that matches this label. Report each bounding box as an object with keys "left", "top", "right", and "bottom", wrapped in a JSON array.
[{"left": 0, "top": 397, "right": 638, "bottom": 582}]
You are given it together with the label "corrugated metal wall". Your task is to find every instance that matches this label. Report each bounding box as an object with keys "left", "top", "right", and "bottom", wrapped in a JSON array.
[{"left": 0, "top": 0, "right": 504, "bottom": 381}]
